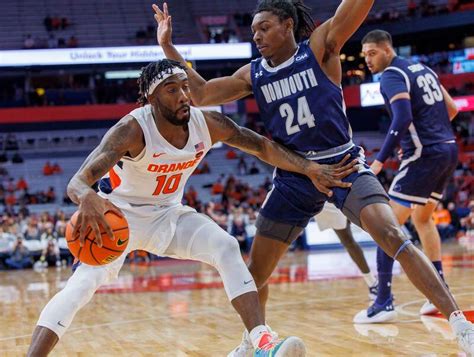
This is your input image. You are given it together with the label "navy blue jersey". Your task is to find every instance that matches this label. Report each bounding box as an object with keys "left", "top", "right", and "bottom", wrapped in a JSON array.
[
  {"left": 251, "top": 40, "right": 352, "bottom": 156},
  {"left": 380, "top": 56, "right": 455, "bottom": 155}
]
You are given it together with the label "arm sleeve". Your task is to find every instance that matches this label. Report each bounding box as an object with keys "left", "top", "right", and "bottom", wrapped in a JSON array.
[
  {"left": 376, "top": 98, "right": 413, "bottom": 163},
  {"left": 380, "top": 69, "right": 409, "bottom": 100}
]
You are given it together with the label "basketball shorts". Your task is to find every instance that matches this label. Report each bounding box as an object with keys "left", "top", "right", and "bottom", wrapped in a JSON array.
[
  {"left": 389, "top": 142, "right": 458, "bottom": 206},
  {"left": 256, "top": 146, "right": 388, "bottom": 242},
  {"left": 314, "top": 202, "right": 348, "bottom": 231}
]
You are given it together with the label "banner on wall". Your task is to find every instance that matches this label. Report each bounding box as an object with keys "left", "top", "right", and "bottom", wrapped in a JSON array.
[{"left": 0, "top": 43, "right": 252, "bottom": 67}]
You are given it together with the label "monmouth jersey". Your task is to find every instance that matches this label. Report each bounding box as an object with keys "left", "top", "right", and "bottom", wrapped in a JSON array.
[
  {"left": 251, "top": 40, "right": 352, "bottom": 159},
  {"left": 380, "top": 56, "right": 455, "bottom": 155}
]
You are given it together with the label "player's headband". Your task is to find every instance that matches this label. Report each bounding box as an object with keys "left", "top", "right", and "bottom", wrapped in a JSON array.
[{"left": 146, "top": 67, "right": 187, "bottom": 97}]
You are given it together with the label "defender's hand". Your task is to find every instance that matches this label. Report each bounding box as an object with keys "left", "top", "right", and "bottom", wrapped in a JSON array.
[
  {"left": 71, "top": 192, "right": 124, "bottom": 248},
  {"left": 307, "top": 154, "right": 358, "bottom": 197},
  {"left": 152, "top": 3, "right": 173, "bottom": 47},
  {"left": 370, "top": 160, "right": 383, "bottom": 176}
]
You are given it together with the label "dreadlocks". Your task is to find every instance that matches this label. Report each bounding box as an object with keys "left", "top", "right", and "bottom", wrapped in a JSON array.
[
  {"left": 253, "top": 0, "right": 315, "bottom": 42},
  {"left": 137, "top": 59, "right": 187, "bottom": 106}
]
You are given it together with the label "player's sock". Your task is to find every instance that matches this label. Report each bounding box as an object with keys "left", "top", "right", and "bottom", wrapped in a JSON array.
[
  {"left": 375, "top": 247, "right": 394, "bottom": 305},
  {"left": 432, "top": 260, "right": 445, "bottom": 282},
  {"left": 249, "top": 325, "right": 269, "bottom": 349},
  {"left": 362, "top": 272, "right": 377, "bottom": 287}
]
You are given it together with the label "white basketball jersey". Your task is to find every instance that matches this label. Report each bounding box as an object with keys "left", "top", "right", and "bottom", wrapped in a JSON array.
[{"left": 98, "top": 105, "right": 212, "bottom": 206}]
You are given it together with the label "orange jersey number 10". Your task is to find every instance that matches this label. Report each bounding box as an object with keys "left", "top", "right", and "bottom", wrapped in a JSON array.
[{"left": 153, "top": 173, "right": 183, "bottom": 195}]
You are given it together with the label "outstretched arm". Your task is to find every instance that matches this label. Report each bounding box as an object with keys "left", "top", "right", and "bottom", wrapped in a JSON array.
[
  {"left": 152, "top": 3, "right": 252, "bottom": 106},
  {"left": 204, "top": 111, "right": 357, "bottom": 197},
  {"left": 310, "top": 0, "right": 374, "bottom": 59},
  {"left": 67, "top": 116, "right": 143, "bottom": 246}
]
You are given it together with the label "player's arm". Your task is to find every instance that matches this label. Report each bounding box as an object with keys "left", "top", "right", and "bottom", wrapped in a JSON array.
[
  {"left": 309, "top": 0, "right": 374, "bottom": 64},
  {"left": 67, "top": 116, "right": 143, "bottom": 246},
  {"left": 441, "top": 85, "right": 459, "bottom": 121},
  {"left": 371, "top": 72, "right": 413, "bottom": 175},
  {"left": 153, "top": 3, "right": 252, "bottom": 106},
  {"left": 204, "top": 111, "right": 358, "bottom": 197}
]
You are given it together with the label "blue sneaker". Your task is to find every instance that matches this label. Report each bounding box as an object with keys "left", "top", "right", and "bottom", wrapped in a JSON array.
[
  {"left": 254, "top": 333, "right": 306, "bottom": 357},
  {"left": 71, "top": 258, "right": 81, "bottom": 272},
  {"left": 353, "top": 297, "right": 397, "bottom": 324}
]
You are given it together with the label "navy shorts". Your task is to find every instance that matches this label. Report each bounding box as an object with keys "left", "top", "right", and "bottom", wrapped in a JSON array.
[
  {"left": 389, "top": 142, "right": 458, "bottom": 205},
  {"left": 258, "top": 146, "right": 373, "bottom": 227}
]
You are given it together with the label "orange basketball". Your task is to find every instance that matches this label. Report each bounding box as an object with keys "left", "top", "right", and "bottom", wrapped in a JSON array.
[{"left": 65, "top": 210, "right": 129, "bottom": 266}]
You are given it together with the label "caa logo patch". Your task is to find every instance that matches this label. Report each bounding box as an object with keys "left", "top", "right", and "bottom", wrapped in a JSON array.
[{"left": 295, "top": 53, "right": 308, "bottom": 62}]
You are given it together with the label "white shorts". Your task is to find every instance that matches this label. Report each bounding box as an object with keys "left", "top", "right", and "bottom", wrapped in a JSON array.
[{"left": 314, "top": 202, "right": 348, "bottom": 231}]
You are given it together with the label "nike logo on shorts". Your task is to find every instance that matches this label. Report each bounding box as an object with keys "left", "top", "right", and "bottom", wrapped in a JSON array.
[
  {"left": 57, "top": 321, "right": 66, "bottom": 327},
  {"left": 153, "top": 153, "right": 165, "bottom": 158},
  {"left": 244, "top": 280, "right": 254, "bottom": 285}
]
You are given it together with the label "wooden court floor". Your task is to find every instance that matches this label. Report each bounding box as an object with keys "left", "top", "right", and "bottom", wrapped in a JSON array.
[{"left": 0, "top": 243, "right": 473, "bottom": 356}]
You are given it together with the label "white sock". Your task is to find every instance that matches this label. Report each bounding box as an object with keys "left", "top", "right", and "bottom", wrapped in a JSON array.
[
  {"left": 362, "top": 272, "right": 377, "bottom": 287},
  {"left": 449, "top": 310, "right": 470, "bottom": 335},
  {"left": 249, "top": 325, "right": 269, "bottom": 349}
]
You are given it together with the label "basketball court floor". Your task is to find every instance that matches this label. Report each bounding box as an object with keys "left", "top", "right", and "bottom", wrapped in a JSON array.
[{"left": 0, "top": 241, "right": 473, "bottom": 356}]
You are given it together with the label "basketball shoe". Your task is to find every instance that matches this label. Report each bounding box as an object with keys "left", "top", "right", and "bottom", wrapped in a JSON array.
[
  {"left": 353, "top": 296, "right": 397, "bottom": 324},
  {"left": 450, "top": 311, "right": 474, "bottom": 356},
  {"left": 227, "top": 330, "right": 254, "bottom": 357},
  {"left": 419, "top": 300, "right": 439, "bottom": 315},
  {"left": 253, "top": 333, "right": 306, "bottom": 357}
]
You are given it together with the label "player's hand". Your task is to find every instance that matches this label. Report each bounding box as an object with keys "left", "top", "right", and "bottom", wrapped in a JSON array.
[
  {"left": 72, "top": 192, "right": 124, "bottom": 248},
  {"left": 370, "top": 160, "right": 383, "bottom": 175},
  {"left": 152, "top": 3, "right": 173, "bottom": 47},
  {"left": 307, "top": 154, "right": 358, "bottom": 197}
]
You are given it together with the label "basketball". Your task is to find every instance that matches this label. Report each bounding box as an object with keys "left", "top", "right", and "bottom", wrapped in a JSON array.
[{"left": 65, "top": 211, "right": 129, "bottom": 266}]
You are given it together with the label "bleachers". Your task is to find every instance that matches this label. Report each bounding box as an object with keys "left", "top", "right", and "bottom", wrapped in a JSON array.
[{"left": 0, "top": 0, "right": 453, "bottom": 49}]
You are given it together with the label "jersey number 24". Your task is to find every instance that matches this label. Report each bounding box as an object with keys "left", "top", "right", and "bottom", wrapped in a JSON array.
[{"left": 279, "top": 96, "right": 316, "bottom": 135}]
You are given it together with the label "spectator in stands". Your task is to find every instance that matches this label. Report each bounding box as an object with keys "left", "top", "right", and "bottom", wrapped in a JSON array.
[
  {"left": 212, "top": 179, "right": 224, "bottom": 195},
  {"left": 43, "top": 162, "right": 54, "bottom": 176},
  {"left": 200, "top": 160, "right": 210, "bottom": 174},
  {"left": 23, "top": 219, "right": 40, "bottom": 241},
  {"left": 40, "top": 226, "right": 57, "bottom": 242},
  {"left": 45, "top": 187, "right": 56, "bottom": 203},
  {"left": 61, "top": 17, "right": 70, "bottom": 30},
  {"left": 51, "top": 16, "right": 61, "bottom": 30},
  {"left": 16, "top": 177, "right": 28, "bottom": 192},
  {"left": 408, "top": 0, "right": 418, "bottom": 17},
  {"left": 43, "top": 15, "right": 53, "bottom": 32},
  {"left": 58, "top": 37, "right": 66, "bottom": 48},
  {"left": 67, "top": 36, "right": 78, "bottom": 48},
  {"left": 37, "top": 239, "right": 61, "bottom": 268},
  {"left": 47, "top": 34, "right": 57, "bottom": 48},
  {"left": 5, "top": 134, "right": 19, "bottom": 150},
  {"left": 5, "top": 237, "right": 31, "bottom": 269},
  {"left": 5, "top": 193, "right": 17, "bottom": 206},
  {"left": 11, "top": 152, "right": 23, "bottom": 163},
  {"left": 433, "top": 202, "right": 454, "bottom": 239},
  {"left": 24, "top": 34, "right": 35, "bottom": 49},
  {"left": 136, "top": 28, "right": 147, "bottom": 44},
  {"left": 184, "top": 186, "right": 198, "bottom": 207},
  {"left": 0, "top": 152, "right": 7, "bottom": 163},
  {"left": 249, "top": 162, "right": 260, "bottom": 175},
  {"left": 205, "top": 201, "right": 228, "bottom": 229},
  {"left": 225, "top": 148, "right": 237, "bottom": 160},
  {"left": 52, "top": 162, "right": 63, "bottom": 174},
  {"left": 237, "top": 156, "right": 248, "bottom": 175}
]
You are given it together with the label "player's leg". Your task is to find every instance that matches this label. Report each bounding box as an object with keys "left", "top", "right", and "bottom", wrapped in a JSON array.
[
  {"left": 27, "top": 255, "right": 126, "bottom": 356},
  {"left": 163, "top": 212, "right": 305, "bottom": 356}
]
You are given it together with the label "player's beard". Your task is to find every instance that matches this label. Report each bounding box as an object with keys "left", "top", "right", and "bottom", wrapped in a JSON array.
[{"left": 159, "top": 104, "right": 191, "bottom": 126}]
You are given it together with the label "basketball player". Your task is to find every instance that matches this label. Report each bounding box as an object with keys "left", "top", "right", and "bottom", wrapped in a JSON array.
[
  {"left": 354, "top": 30, "right": 460, "bottom": 323},
  {"left": 27, "top": 59, "right": 360, "bottom": 357},
  {"left": 154, "top": 1, "right": 474, "bottom": 355}
]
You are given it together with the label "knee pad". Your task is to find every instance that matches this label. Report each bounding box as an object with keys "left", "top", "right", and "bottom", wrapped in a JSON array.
[{"left": 37, "top": 264, "right": 111, "bottom": 339}]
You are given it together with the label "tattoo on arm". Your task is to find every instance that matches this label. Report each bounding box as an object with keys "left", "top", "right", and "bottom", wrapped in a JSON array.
[
  {"left": 67, "top": 120, "right": 135, "bottom": 203},
  {"left": 207, "top": 111, "right": 309, "bottom": 174}
]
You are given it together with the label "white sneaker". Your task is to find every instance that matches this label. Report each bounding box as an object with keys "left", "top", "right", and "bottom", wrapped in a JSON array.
[
  {"left": 419, "top": 300, "right": 439, "bottom": 315},
  {"left": 228, "top": 330, "right": 254, "bottom": 357},
  {"left": 353, "top": 297, "right": 398, "bottom": 324},
  {"left": 450, "top": 313, "right": 474, "bottom": 356}
]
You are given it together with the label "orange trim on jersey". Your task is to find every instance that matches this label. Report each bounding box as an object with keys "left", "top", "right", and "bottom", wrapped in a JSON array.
[{"left": 109, "top": 168, "right": 122, "bottom": 189}]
